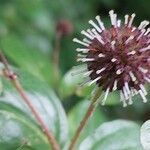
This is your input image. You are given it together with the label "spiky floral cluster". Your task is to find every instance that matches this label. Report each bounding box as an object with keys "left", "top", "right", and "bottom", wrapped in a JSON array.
[{"left": 73, "top": 10, "right": 150, "bottom": 107}]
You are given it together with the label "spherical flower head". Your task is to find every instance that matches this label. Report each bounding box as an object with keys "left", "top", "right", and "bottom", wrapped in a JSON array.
[{"left": 73, "top": 10, "right": 150, "bottom": 107}]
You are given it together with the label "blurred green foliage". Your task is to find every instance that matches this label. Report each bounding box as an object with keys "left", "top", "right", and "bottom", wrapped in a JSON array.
[{"left": 0, "top": 0, "right": 149, "bottom": 149}]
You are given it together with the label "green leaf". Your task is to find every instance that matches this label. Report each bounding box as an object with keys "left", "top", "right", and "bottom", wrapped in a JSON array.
[
  {"left": 0, "top": 102, "right": 50, "bottom": 150},
  {"left": 0, "top": 69, "right": 68, "bottom": 149},
  {"left": 0, "top": 35, "right": 55, "bottom": 85},
  {"left": 79, "top": 120, "right": 143, "bottom": 150},
  {"left": 68, "top": 100, "right": 107, "bottom": 142},
  {"left": 140, "top": 120, "right": 150, "bottom": 150},
  {"left": 59, "top": 66, "right": 93, "bottom": 98}
]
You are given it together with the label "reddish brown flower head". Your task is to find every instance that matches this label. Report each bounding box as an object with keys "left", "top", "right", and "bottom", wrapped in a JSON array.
[{"left": 73, "top": 10, "right": 150, "bottom": 107}]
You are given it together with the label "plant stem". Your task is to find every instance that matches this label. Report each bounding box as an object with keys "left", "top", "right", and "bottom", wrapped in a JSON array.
[
  {"left": 0, "top": 52, "right": 61, "bottom": 150},
  {"left": 52, "top": 32, "right": 61, "bottom": 84},
  {"left": 68, "top": 88, "right": 102, "bottom": 150}
]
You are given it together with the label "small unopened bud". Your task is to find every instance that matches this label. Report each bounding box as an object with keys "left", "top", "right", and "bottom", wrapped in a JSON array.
[{"left": 56, "top": 20, "right": 73, "bottom": 36}]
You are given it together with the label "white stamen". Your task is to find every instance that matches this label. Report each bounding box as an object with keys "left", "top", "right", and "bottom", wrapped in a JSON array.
[
  {"left": 132, "top": 89, "right": 137, "bottom": 96},
  {"left": 128, "top": 13, "right": 136, "bottom": 28},
  {"left": 139, "top": 90, "right": 147, "bottom": 103},
  {"left": 109, "top": 10, "right": 116, "bottom": 26},
  {"left": 89, "top": 20, "right": 102, "bottom": 33},
  {"left": 123, "top": 86, "right": 129, "bottom": 100},
  {"left": 113, "top": 14, "right": 117, "bottom": 27},
  {"left": 96, "top": 67, "right": 106, "bottom": 74},
  {"left": 87, "top": 29, "right": 95, "bottom": 37},
  {"left": 116, "top": 69, "right": 122, "bottom": 75},
  {"left": 139, "top": 84, "right": 147, "bottom": 95},
  {"left": 91, "top": 29, "right": 105, "bottom": 44},
  {"left": 111, "top": 40, "right": 116, "bottom": 50},
  {"left": 144, "top": 28, "right": 150, "bottom": 35},
  {"left": 73, "top": 38, "right": 89, "bottom": 47},
  {"left": 137, "top": 29, "right": 146, "bottom": 40},
  {"left": 95, "top": 15, "right": 105, "bottom": 30},
  {"left": 111, "top": 58, "right": 117, "bottom": 62},
  {"left": 138, "top": 21, "right": 149, "bottom": 30},
  {"left": 102, "top": 87, "right": 110, "bottom": 105},
  {"left": 98, "top": 53, "right": 105, "bottom": 58},
  {"left": 77, "top": 58, "right": 95, "bottom": 62},
  {"left": 131, "top": 27, "right": 136, "bottom": 32},
  {"left": 144, "top": 77, "right": 150, "bottom": 83},
  {"left": 125, "top": 35, "right": 134, "bottom": 44},
  {"left": 88, "top": 76, "right": 101, "bottom": 86},
  {"left": 124, "top": 15, "right": 129, "bottom": 25},
  {"left": 138, "top": 67, "right": 148, "bottom": 74},
  {"left": 113, "top": 80, "right": 117, "bottom": 91},
  {"left": 127, "top": 50, "right": 136, "bottom": 55},
  {"left": 131, "top": 89, "right": 135, "bottom": 96},
  {"left": 128, "top": 96, "right": 133, "bottom": 105},
  {"left": 83, "top": 70, "right": 93, "bottom": 76},
  {"left": 83, "top": 38, "right": 91, "bottom": 44},
  {"left": 125, "top": 82, "right": 131, "bottom": 95},
  {"left": 117, "top": 19, "right": 121, "bottom": 27},
  {"left": 134, "top": 89, "right": 139, "bottom": 95},
  {"left": 81, "top": 30, "right": 94, "bottom": 40},
  {"left": 76, "top": 48, "right": 89, "bottom": 53},
  {"left": 120, "top": 91, "right": 127, "bottom": 107},
  {"left": 139, "top": 45, "right": 150, "bottom": 52},
  {"left": 129, "top": 71, "right": 136, "bottom": 82},
  {"left": 77, "top": 53, "right": 86, "bottom": 58},
  {"left": 141, "top": 20, "right": 150, "bottom": 29}
]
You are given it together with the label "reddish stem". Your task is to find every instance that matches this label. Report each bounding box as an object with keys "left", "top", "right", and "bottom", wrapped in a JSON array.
[
  {"left": 0, "top": 52, "right": 60, "bottom": 150},
  {"left": 68, "top": 88, "right": 102, "bottom": 150}
]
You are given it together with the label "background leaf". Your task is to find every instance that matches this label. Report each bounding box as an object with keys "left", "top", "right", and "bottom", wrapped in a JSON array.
[
  {"left": 79, "top": 120, "right": 143, "bottom": 150},
  {"left": 140, "top": 120, "right": 150, "bottom": 150},
  {"left": 59, "top": 66, "right": 94, "bottom": 99},
  {"left": 1, "top": 35, "right": 55, "bottom": 85},
  {"left": 0, "top": 102, "right": 50, "bottom": 150},
  {"left": 0, "top": 69, "right": 68, "bottom": 149}
]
